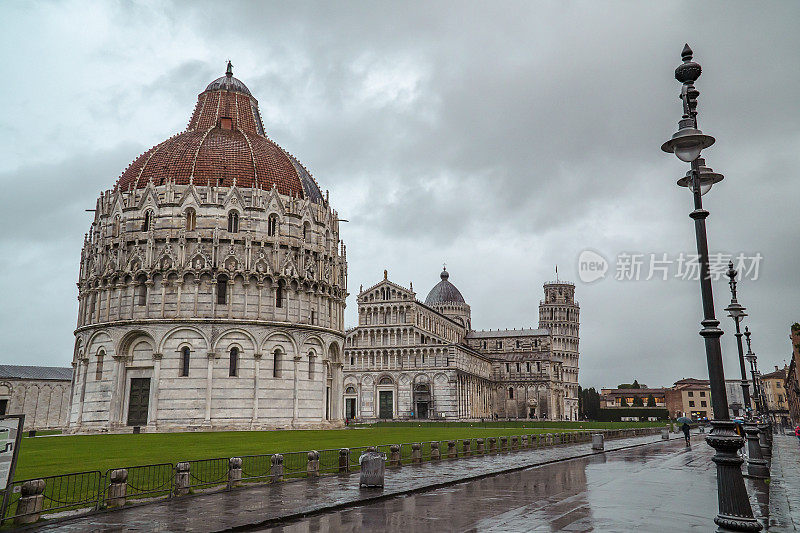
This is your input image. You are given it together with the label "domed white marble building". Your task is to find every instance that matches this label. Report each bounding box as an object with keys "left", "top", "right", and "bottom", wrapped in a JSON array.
[{"left": 69, "top": 63, "right": 347, "bottom": 432}]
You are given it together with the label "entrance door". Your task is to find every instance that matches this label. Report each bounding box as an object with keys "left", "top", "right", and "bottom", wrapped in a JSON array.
[
  {"left": 378, "top": 391, "right": 393, "bottom": 419},
  {"left": 345, "top": 398, "right": 356, "bottom": 420},
  {"left": 416, "top": 401, "right": 428, "bottom": 419},
  {"left": 127, "top": 378, "right": 150, "bottom": 426}
]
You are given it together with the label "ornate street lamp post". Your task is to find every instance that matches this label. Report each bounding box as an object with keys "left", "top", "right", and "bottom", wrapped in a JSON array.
[
  {"left": 744, "top": 328, "right": 772, "bottom": 458},
  {"left": 725, "top": 264, "right": 768, "bottom": 477},
  {"left": 661, "top": 44, "right": 761, "bottom": 532},
  {"left": 724, "top": 262, "right": 752, "bottom": 417},
  {"left": 744, "top": 329, "right": 761, "bottom": 415}
]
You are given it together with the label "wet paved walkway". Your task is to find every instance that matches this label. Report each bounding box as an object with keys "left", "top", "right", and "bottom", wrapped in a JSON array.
[
  {"left": 33, "top": 432, "right": 799, "bottom": 532},
  {"left": 258, "top": 435, "right": 799, "bottom": 533}
]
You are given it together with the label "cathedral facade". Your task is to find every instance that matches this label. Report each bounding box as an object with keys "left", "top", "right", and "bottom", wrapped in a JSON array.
[
  {"left": 342, "top": 269, "right": 580, "bottom": 421},
  {"left": 69, "top": 64, "right": 347, "bottom": 432}
]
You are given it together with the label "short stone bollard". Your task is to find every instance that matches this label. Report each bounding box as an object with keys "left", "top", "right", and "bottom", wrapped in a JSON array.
[
  {"left": 228, "top": 457, "right": 242, "bottom": 489},
  {"left": 338, "top": 448, "right": 350, "bottom": 473},
  {"left": 499, "top": 436, "right": 508, "bottom": 452},
  {"left": 359, "top": 450, "right": 386, "bottom": 487},
  {"left": 174, "top": 462, "right": 190, "bottom": 496},
  {"left": 447, "top": 440, "right": 457, "bottom": 459},
  {"left": 462, "top": 439, "right": 471, "bottom": 456},
  {"left": 592, "top": 434, "right": 604, "bottom": 451},
  {"left": 430, "top": 442, "right": 441, "bottom": 460},
  {"left": 307, "top": 451, "right": 320, "bottom": 477},
  {"left": 488, "top": 437, "right": 497, "bottom": 453},
  {"left": 389, "top": 445, "right": 402, "bottom": 467},
  {"left": 106, "top": 468, "right": 128, "bottom": 508},
  {"left": 15, "top": 479, "right": 45, "bottom": 525},
  {"left": 511, "top": 436, "right": 518, "bottom": 450},
  {"left": 411, "top": 443, "right": 422, "bottom": 464},
  {"left": 476, "top": 438, "right": 485, "bottom": 454},
  {"left": 521, "top": 435, "right": 529, "bottom": 448},
  {"left": 661, "top": 429, "right": 670, "bottom": 440},
  {"left": 271, "top": 454, "right": 284, "bottom": 482}
]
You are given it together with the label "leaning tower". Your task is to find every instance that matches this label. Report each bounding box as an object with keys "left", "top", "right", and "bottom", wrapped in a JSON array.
[{"left": 538, "top": 280, "right": 580, "bottom": 420}]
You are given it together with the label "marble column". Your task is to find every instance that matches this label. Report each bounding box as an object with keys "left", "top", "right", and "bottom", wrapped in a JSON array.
[
  {"left": 150, "top": 353, "right": 162, "bottom": 427},
  {"left": 205, "top": 352, "right": 216, "bottom": 424},
  {"left": 252, "top": 353, "right": 262, "bottom": 426}
]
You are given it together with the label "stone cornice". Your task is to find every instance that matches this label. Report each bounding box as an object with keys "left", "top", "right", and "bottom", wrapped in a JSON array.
[{"left": 75, "top": 318, "right": 345, "bottom": 338}]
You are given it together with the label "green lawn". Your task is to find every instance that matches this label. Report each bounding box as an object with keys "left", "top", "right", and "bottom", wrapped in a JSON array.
[
  {"left": 15, "top": 425, "right": 591, "bottom": 480},
  {"left": 358, "top": 420, "right": 667, "bottom": 429}
]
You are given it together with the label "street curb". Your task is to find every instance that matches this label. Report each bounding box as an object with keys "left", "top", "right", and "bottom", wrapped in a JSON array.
[{"left": 219, "top": 435, "right": 689, "bottom": 532}]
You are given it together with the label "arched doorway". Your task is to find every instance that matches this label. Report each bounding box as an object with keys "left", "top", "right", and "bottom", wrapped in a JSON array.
[
  {"left": 377, "top": 376, "right": 395, "bottom": 419},
  {"left": 414, "top": 383, "right": 431, "bottom": 419}
]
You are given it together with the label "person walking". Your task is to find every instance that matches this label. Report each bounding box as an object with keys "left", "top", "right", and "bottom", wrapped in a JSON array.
[
  {"left": 794, "top": 425, "right": 800, "bottom": 444},
  {"left": 682, "top": 422, "right": 691, "bottom": 446}
]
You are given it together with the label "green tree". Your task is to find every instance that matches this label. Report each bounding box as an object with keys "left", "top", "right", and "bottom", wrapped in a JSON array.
[
  {"left": 632, "top": 396, "right": 644, "bottom": 407},
  {"left": 578, "top": 386, "right": 601, "bottom": 420},
  {"left": 646, "top": 395, "right": 656, "bottom": 407},
  {"left": 620, "top": 397, "right": 629, "bottom": 407}
]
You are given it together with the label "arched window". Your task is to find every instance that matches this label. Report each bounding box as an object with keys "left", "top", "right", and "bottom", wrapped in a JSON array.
[
  {"left": 181, "top": 347, "right": 190, "bottom": 377},
  {"left": 275, "top": 283, "right": 283, "bottom": 308},
  {"left": 273, "top": 349, "right": 281, "bottom": 377},
  {"left": 229, "top": 347, "right": 239, "bottom": 377},
  {"left": 303, "top": 222, "right": 310, "bottom": 240},
  {"left": 95, "top": 350, "right": 105, "bottom": 380},
  {"left": 142, "top": 210, "right": 153, "bottom": 232},
  {"left": 185, "top": 208, "right": 196, "bottom": 231},
  {"left": 268, "top": 214, "right": 278, "bottom": 237},
  {"left": 217, "top": 275, "right": 228, "bottom": 305},
  {"left": 227, "top": 210, "right": 239, "bottom": 233},
  {"left": 308, "top": 350, "right": 315, "bottom": 379},
  {"left": 136, "top": 275, "right": 148, "bottom": 306},
  {"left": 379, "top": 377, "right": 393, "bottom": 385},
  {"left": 112, "top": 216, "right": 121, "bottom": 237},
  {"left": 310, "top": 310, "right": 315, "bottom": 325},
  {"left": 508, "top": 387, "right": 514, "bottom": 399}
]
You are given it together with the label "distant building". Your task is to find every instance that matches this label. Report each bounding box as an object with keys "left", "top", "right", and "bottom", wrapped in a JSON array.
[
  {"left": 0, "top": 365, "right": 72, "bottom": 430},
  {"left": 761, "top": 366, "right": 790, "bottom": 427},
  {"left": 600, "top": 388, "right": 667, "bottom": 408},
  {"left": 666, "top": 378, "right": 712, "bottom": 420},
  {"left": 725, "top": 379, "right": 754, "bottom": 418},
  {"left": 342, "top": 269, "right": 579, "bottom": 421},
  {"left": 785, "top": 324, "right": 800, "bottom": 426}
]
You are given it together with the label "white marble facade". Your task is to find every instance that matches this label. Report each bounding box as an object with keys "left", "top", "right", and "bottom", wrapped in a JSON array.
[
  {"left": 69, "top": 67, "right": 347, "bottom": 433},
  {"left": 343, "top": 271, "right": 580, "bottom": 421}
]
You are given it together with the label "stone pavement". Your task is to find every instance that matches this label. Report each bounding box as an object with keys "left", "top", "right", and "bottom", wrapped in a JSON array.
[
  {"left": 763, "top": 434, "right": 800, "bottom": 530},
  {"left": 260, "top": 435, "right": 798, "bottom": 533},
  {"left": 31, "top": 431, "right": 799, "bottom": 532}
]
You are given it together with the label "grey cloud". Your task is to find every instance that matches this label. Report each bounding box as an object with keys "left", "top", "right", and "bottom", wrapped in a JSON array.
[{"left": 1, "top": 0, "right": 799, "bottom": 390}]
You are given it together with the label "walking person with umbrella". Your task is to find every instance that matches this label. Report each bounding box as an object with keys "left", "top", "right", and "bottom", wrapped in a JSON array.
[{"left": 677, "top": 416, "right": 693, "bottom": 445}]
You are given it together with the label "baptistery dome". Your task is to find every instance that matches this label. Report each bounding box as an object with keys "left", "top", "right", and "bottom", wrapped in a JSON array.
[
  {"left": 115, "top": 62, "right": 322, "bottom": 200},
  {"left": 69, "top": 63, "right": 347, "bottom": 433}
]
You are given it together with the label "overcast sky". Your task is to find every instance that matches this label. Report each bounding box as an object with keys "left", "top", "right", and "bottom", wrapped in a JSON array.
[{"left": 1, "top": 1, "right": 798, "bottom": 389}]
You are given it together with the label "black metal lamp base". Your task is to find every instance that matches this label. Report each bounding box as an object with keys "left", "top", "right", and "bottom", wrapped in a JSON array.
[
  {"left": 707, "top": 420, "right": 763, "bottom": 532},
  {"left": 743, "top": 423, "right": 769, "bottom": 479}
]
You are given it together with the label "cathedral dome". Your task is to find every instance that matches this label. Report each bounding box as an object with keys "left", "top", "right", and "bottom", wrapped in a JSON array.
[
  {"left": 425, "top": 268, "right": 466, "bottom": 305},
  {"left": 114, "top": 62, "right": 324, "bottom": 202}
]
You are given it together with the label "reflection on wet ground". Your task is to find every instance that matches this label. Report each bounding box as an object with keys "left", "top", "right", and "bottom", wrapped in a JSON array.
[{"left": 259, "top": 437, "right": 795, "bottom": 532}]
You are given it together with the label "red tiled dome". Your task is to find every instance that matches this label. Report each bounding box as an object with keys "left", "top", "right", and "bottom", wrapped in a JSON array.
[{"left": 115, "top": 63, "right": 323, "bottom": 202}]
